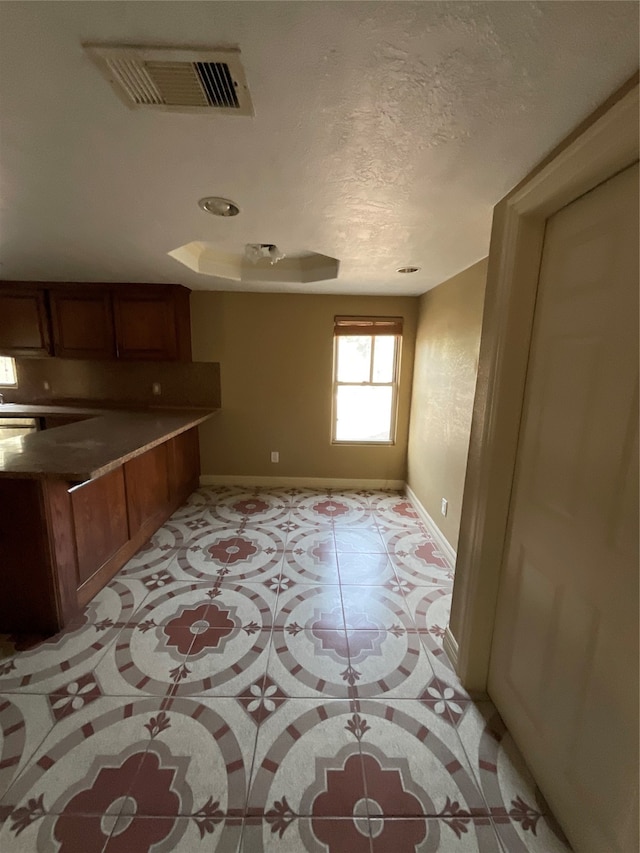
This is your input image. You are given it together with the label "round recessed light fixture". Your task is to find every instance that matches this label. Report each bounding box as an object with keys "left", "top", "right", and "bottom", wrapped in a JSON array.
[
  {"left": 397, "top": 266, "right": 421, "bottom": 274},
  {"left": 198, "top": 196, "right": 240, "bottom": 217}
]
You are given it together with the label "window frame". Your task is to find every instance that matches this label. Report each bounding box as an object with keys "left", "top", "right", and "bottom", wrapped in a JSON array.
[{"left": 331, "top": 322, "right": 402, "bottom": 446}]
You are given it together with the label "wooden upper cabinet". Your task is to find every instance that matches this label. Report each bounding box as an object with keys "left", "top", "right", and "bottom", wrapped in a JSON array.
[
  {"left": 112, "top": 286, "right": 191, "bottom": 361},
  {"left": 113, "top": 289, "right": 176, "bottom": 360},
  {"left": 0, "top": 282, "right": 191, "bottom": 361},
  {"left": 0, "top": 287, "right": 52, "bottom": 356},
  {"left": 50, "top": 289, "right": 116, "bottom": 359}
]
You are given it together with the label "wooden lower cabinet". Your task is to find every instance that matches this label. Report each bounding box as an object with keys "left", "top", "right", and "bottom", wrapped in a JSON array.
[
  {"left": 0, "top": 479, "right": 64, "bottom": 634},
  {"left": 0, "top": 427, "right": 201, "bottom": 633},
  {"left": 70, "top": 468, "right": 129, "bottom": 586},
  {"left": 168, "top": 427, "right": 200, "bottom": 499},
  {"left": 125, "top": 443, "right": 170, "bottom": 536}
]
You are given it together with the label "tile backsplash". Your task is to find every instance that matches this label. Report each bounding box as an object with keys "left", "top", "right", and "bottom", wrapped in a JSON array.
[{"left": 4, "top": 358, "right": 221, "bottom": 409}]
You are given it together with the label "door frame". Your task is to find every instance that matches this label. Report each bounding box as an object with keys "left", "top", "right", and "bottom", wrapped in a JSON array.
[{"left": 447, "top": 74, "right": 639, "bottom": 694}]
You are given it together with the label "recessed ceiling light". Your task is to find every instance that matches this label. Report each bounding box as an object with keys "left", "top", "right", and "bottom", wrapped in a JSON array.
[
  {"left": 198, "top": 196, "right": 240, "bottom": 217},
  {"left": 397, "top": 266, "right": 421, "bottom": 274}
]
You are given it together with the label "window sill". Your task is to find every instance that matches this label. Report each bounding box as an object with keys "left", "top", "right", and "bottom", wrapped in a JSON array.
[{"left": 331, "top": 440, "right": 396, "bottom": 447}]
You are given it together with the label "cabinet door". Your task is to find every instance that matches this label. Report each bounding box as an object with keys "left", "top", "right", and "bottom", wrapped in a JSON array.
[
  {"left": 168, "top": 427, "right": 200, "bottom": 503},
  {"left": 70, "top": 468, "right": 130, "bottom": 587},
  {"left": 0, "top": 479, "right": 63, "bottom": 633},
  {"left": 50, "top": 289, "right": 116, "bottom": 359},
  {"left": 125, "top": 442, "right": 170, "bottom": 535},
  {"left": 0, "top": 288, "right": 52, "bottom": 356},
  {"left": 113, "top": 290, "right": 179, "bottom": 360}
]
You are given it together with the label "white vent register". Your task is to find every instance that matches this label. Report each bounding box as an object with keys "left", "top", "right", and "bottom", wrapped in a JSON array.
[{"left": 84, "top": 45, "right": 254, "bottom": 115}]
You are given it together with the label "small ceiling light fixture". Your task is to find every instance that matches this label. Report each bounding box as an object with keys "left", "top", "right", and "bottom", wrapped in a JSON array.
[
  {"left": 198, "top": 196, "right": 240, "bottom": 217},
  {"left": 396, "top": 266, "right": 421, "bottom": 274},
  {"left": 244, "top": 243, "right": 286, "bottom": 265}
]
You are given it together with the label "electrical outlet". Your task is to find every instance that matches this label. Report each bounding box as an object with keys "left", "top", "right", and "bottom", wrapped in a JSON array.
[
  {"left": 441, "top": 498, "right": 448, "bottom": 517},
  {"left": 152, "top": 383, "right": 162, "bottom": 396},
  {"left": 43, "top": 381, "right": 50, "bottom": 391},
  {"left": 271, "top": 451, "right": 279, "bottom": 463}
]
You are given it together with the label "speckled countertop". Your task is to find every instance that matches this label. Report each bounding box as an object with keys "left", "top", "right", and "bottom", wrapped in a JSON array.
[{"left": 0, "top": 404, "right": 216, "bottom": 481}]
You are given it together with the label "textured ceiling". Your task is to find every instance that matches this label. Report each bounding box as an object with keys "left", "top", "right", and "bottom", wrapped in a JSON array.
[{"left": 0, "top": 1, "right": 637, "bottom": 295}]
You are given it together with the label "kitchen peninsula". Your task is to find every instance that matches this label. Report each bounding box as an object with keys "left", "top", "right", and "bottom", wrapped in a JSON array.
[{"left": 0, "top": 405, "right": 215, "bottom": 634}]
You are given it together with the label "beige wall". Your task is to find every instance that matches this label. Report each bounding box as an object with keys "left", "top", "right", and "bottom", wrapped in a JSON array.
[
  {"left": 190, "top": 291, "right": 418, "bottom": 481},
  {"left": 407, "top": 259, "right": 487, "bottom": 549}
]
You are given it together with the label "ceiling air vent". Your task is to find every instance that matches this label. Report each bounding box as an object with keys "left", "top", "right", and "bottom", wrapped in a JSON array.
[{"left": 84, "top": 45, "right": 253, "bottom": 115}]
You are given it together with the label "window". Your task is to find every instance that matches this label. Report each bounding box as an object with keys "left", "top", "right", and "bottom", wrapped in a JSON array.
[
  {"left": 0, "top": 356, "right": 17, "bottom": 386},
  {"left": 332, "top": 316, "right": 402, "bottom": 443}
]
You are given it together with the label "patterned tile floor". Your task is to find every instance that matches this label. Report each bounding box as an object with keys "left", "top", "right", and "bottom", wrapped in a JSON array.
[{"left": 0, "top": 487, "right": 572, "bottom": 852}]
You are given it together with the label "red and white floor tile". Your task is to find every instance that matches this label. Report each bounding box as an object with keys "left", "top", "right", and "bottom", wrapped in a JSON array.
[{"left": 0, "top": 488, "right": 572, "bottom": 851}]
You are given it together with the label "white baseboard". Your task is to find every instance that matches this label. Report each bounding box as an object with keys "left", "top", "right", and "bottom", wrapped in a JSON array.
[
  {"left": 199, "top": 475, "right": 405, "bottom": 490},
  {"left": 404, "top": 484, "right": 457, "bottom": 566},
  {"left": 443, "top": 626, "right": 459, "bottom": 671}
]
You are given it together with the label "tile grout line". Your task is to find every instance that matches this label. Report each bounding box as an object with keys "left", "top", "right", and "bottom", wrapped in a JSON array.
[{"left": 0, "top": 488, "right": 568, "bottom": 851}]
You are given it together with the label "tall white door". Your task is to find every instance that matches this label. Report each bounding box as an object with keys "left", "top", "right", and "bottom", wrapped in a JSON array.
[{"left": 488, "top": 162, "right": 639, "bottom": 853}]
